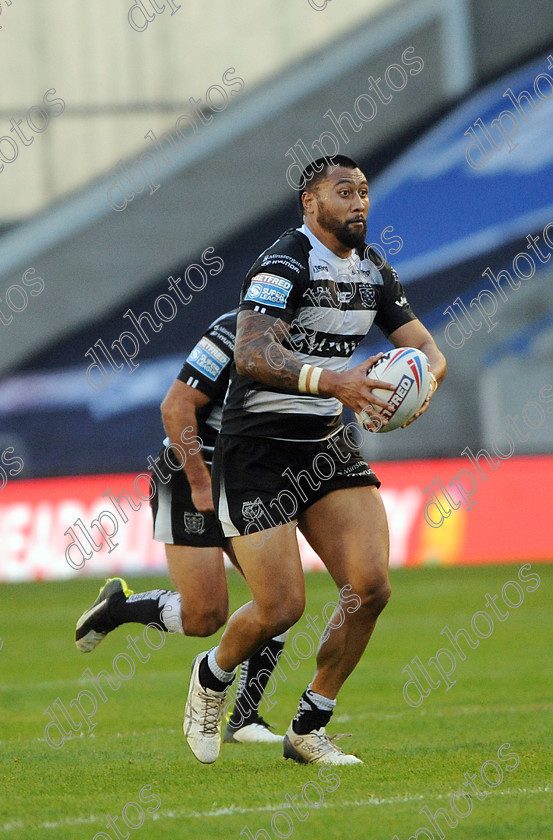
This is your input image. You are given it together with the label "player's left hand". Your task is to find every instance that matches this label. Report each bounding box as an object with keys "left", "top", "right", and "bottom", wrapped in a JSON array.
[{"left": 401, "top": 372, "right": 438, "bottom": 428}]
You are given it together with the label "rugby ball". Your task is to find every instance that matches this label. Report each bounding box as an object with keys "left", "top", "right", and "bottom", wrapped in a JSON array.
[{"left": 357, "top": 347, "right": 431, "bottom": 433}]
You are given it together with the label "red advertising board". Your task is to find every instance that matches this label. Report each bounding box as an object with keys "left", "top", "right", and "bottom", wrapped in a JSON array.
[
  {"left": 376, "top": 455, "right": 553, "bottom": 567},
  {"left": 0, "top": 456, "right": 551, "bottom": 582},
  {"left": 0, "top": 474, "right": 165, "bottom": 582}
]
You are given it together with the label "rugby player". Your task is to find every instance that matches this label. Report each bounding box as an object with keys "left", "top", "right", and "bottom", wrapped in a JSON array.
[
  {"left": 183, "top": 155, "right": 447, "bottom": 764},
  {"left": 75, "top": 309, "right": 285, "bottom": 744}
]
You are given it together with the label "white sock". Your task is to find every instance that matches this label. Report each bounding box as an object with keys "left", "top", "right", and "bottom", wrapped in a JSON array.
[
  {"left": 159, "top": 592, "right": 184, "bottom": 634},
  {"left": 306, "top": 686, "right": 336, "bottom": 712},
  {"left": 208, "top": 647, "right": 235, "bottom": 683}
]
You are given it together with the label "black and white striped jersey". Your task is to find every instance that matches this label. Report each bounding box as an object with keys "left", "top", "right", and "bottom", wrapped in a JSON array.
[
  {"left": 221, "top": 225, "right": 416, "bottom": 442},
  {"left": 174, "top": 309, "right": 237, "bottom": 465}
]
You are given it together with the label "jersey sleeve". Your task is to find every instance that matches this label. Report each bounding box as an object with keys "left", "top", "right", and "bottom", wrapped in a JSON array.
[
  {"left": 373, "top": 262, "right": 417, "bottom": 339},
  {"left": 239, "top": 231, "right": 308, "bottom": 323},
  {"left": 176, "top": 313, "right": 236, "bottom": 401}
]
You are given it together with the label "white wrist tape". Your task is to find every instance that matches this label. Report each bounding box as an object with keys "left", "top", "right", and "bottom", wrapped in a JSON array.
[{"left": 298, "top": 364, "right": 324, "bottom": 395}]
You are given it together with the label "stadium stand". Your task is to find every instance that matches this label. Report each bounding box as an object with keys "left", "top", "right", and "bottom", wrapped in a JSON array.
[{"left": 0, "top": 2, "right": 552, "bottom": 477}]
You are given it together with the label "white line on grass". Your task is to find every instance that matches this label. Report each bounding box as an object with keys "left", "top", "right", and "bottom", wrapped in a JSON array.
[
  {"left": 0, "top": 670, "right": 182, "bottom": 693},
  {"left": 1, "top": 786, "right": 550, "bottom": 833},
  {"left": 0, "top": 728, "right": 180, "bottom": 748},
  {"left": 334, "top": 702, "right": 553, "bottom": 723}
]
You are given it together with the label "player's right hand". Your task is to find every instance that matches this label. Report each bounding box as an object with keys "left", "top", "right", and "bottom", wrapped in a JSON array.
[
  {"left": 320, "top": 353, "right": 396, "bottom": 420},
  {"left": 191, "top": 480, "right": 215, "bottom": 513}
]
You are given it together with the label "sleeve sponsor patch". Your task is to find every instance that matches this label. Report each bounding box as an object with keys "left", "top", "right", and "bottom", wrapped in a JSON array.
[
  {"left": 244, "top": 274, "right": 293, "bottom": 309},
  {"left": 260, "top": 254, "right": 303, "bottom": 274},
  {"left": 186, "top": 337, "right": 230, "bottom": 381}
]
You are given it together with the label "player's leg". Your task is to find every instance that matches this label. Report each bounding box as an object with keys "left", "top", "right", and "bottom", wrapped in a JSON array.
[
  {"left": 215, "top": 540, "right": 287, "bottom": 743},
  {"left": 169, "top": 537, "right": 286, "bottom": 743},
  {"left": 169, "top": 537, "right": 288, "bottom": 743},
  {"left": 75, "top": 446, "right": 287, "bottom": 745},
  {"left": 75, "top": 545, "right": 228, "bottom": 652},
  {"left": 224, "top": 631, "right": 287, "bottom": 743},
  {"left": 76, "top": 537, "right": 286, "bottom": 742},
  {"left": 166, "top": 544, "right": 228, "bottom": 636},
  {"left": 195, "top": 527, "right": 303, "bottom": 699},
  {"left": 300, "top": 485, "right": 390, "bottom": 698},
  {"left": 284, "top": 485, "right": 389, "bottom": 763},
  {"left": 76, "top": 455, "right": 229, "bottom": 651},
  {"left": 198, "top": 433, "right": 306, "bottom": 689},
  {"left": 184, "top": 524, "right": 304, "bottom": 762},
  {"left": 204, "top": 525, "right": 305, "bottom": 675},
  {"left": 185, "top": 431, "right": 319, "bottom": 763}
]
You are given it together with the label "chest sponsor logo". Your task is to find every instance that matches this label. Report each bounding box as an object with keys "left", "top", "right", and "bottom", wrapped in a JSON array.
[
  {"left": 335, "top": 284, "right": 355, "bottom": 304},
  {"left": 187, "top": 337, "right": 230, "bottom": 381},
  {"left": 348, "top": 265, "right": 372, "bottom": 278},
  {"left": 307, "top": 282, "right": 357, "bottom": 307},
  {"left": 301, "top": 334, "right": 360, "bottom": 357},
  {"left": 245, "top": 274, "right": 293, "bottom": 309},
  {"left": 306, "top": 285, "right": 334, "bottom": 306},
  {"left": 183, "top": 512, "right": 206, "bottom": 534}
]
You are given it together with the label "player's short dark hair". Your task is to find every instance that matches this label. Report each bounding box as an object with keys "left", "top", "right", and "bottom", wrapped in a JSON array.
[{"left": 297, "top": 155, "right": 361, "bottom": 218}]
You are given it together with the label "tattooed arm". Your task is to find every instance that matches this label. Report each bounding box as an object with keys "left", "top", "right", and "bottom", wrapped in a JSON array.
[
  {"left": 235, "top": 311, "right": 304, "bottom": 390},
  {"left": 234, "top": 310, "right": 395, "bottom": 420}
]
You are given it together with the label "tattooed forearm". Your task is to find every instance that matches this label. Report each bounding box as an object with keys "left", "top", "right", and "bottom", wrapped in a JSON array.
[{"left": 234, "top": 311, "right": 305, "bottom": 391}]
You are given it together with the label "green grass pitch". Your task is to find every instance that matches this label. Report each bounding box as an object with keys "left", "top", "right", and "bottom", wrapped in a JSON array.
[{"left": 1, "top": 564, "right": 551, "bottom": 839}]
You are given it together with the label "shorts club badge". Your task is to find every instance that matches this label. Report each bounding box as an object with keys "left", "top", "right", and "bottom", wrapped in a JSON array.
[
  {"left": 183, "top": 512, "right": 206, "bottom": 535},
  {"left": 242, "top": 499, "right": 264, "bottom": 520}
]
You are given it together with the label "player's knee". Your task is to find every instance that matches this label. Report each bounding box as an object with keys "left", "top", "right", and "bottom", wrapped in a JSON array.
[
  {"left": 181, "top": 605, "right": 227, "bottom": 637},
  {"left": 279, "top": 607, "right": 304, "bottom": 634},
  {"left": 357, "top": 577, "right": 391, "bottom": 618},
  {"left": 262, "top": 595, "right": 304, "bottom": 636},
  {"left": 374, "top": 580, "right": 392, "bottom": 613},
  {"left": 272, "top": 610, "right": 304, "bottom": 636},
  {"left": 283, "top": 592, "right": 305, "bottom": 627}
]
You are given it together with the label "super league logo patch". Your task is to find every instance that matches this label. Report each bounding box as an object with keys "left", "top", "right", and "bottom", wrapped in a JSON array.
[
  {"left": 187, "top": 337, "right": 229, "bottom": 381},
  {"left": 244, "top": 274, "right": 293, "bottom": 309}
]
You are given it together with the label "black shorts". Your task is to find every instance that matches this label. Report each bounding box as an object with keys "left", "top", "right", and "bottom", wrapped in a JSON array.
[
  {"left": 149, "top": 446, "right": 226, "bottom": 548},
  {"left": 212, "top": 428, "right": 380, "bottom": 539}
]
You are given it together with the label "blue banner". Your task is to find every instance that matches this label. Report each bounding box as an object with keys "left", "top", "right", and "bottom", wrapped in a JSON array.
[{"left": 368, "top": 54, "right": 553, "bottom": 282}]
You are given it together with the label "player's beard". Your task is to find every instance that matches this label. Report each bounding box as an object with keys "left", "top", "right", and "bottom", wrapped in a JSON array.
[{"left": 316, "top": 202, "right": 367, "bottom": 250}]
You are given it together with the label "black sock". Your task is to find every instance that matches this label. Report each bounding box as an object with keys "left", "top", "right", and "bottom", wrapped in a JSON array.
[
  {"left": 228, "top": 637, "right": 285, "bottom": 728},
  {"left": 292, "top": 690, "right": 334, "bottom": 734},
  {"left": 107, "top": 589, "right": 175, "bottom": 632},
  {"left": 198, "top": 655, "right": 232, "bottom": 693}
]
